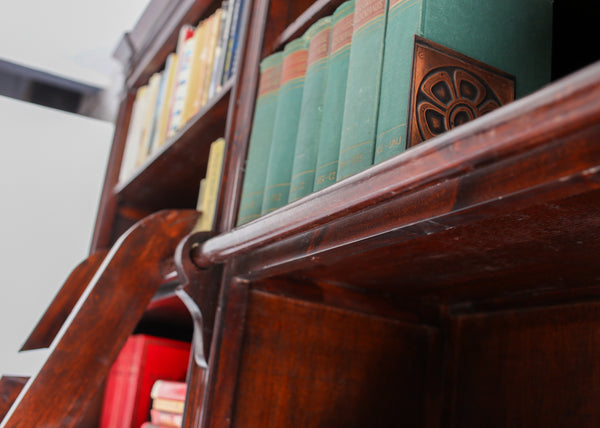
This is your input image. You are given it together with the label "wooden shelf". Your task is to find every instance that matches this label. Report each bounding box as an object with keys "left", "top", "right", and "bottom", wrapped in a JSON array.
[
  {"left": 115, "top": 79, "right": 233, "bottom": 211},
  {"left": 196, "top": 61, "right": 600, "bottom": 304}
]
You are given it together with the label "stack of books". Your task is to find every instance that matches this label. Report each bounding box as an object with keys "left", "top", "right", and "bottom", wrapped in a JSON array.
[
  {"left": 236, "top": 0, "right": 553, "bottom": 225},
  {"left": 120, "top": 0, "right": 247, "bottom": 184},
  {"left": 140, "top": 380, "right": 187, "bottom": 428},
  {"left": 99, "top": 335, "right": 191, "bottom": 428}
]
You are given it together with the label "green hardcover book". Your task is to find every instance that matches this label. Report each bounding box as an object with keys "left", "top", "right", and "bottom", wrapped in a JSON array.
[
  {"left": 236, "top": 52, "right": 284, "bottom": 225},
  {"left": 336, "top": 0, "right": 389, "bottom": 181},
  {"left": 288, "top": 17, "right": 332, "bottom": 202},
  {"left": 313, "top": 0, "right": 355, "bottom": 192},
  {"left": 374, "top": 0, "right": 553, "bottom": 163},
  {"left": 261, "top": 37, "right": 309, "bottom": 215}
]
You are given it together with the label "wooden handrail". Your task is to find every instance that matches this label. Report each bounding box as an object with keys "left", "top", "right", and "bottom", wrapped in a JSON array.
[{"left": 1, "top": 210, "right": 199, "bottom": 428}]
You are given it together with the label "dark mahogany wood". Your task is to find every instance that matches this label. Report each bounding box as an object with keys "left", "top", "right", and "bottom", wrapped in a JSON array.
[
  {"left": 1, "top": 210, "right": 198, "bottom": 428},
  {"left": 203, "top": 276, "right": 249, "bottom": 428},
  {"left": 0, "top": 378, "right": 27, "bottom": 423},
  {"left": 21, "top": 250, "right": 108, "bottom": 351},
  {"left": 231, "top": 290, "right": 437, "bottom": 427},
  {"left": 91, "top": 90, "right": 135, "bottom": 252},
  {"left": 448, "top": 301, "right": 600, "bottom": 427},
  {"left": 195, "top": 61, "right": 600, "bottom": 278}
]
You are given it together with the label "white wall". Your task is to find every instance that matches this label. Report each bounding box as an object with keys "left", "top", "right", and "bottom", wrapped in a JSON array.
[{"left": 0, "top": 95, "right": 112, "bottom": 375}]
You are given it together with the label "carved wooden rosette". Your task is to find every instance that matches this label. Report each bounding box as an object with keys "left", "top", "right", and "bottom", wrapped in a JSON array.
[{"left": 407, "top": 35, "right": 515, "bottom": 148}]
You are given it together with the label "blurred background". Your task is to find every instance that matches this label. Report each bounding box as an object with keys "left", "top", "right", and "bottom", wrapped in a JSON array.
[{"left": 0, "top": 0, "right": 150, "bottom": 374}]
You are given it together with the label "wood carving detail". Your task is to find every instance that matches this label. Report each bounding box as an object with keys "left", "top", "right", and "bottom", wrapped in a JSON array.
[
  {"left": 416, "top": 67, "right": 502, "bottom": 140},
  {"left": 407, "top": 36, "right": 515, "bottom": 148}
]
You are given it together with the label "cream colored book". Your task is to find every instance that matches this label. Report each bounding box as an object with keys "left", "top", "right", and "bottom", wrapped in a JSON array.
[
  {"left": 151, "top": 52, "right": 178, "bottom": 153},
  {"left": 197, "top": 8, "right": 223, "bottom": 109},
  {"left": 196, "top": 138, "right": 226, "bottom": 231},
  {"left": 119, "top": 85, "right": 148, "bottom": 183},
  {"left": 181, "top": 20, "right": 207, "bottom": 124},
  {"left": 135, "top": 72, "right": 162, "bottom": 166},
  {"left": 166, "top": 25, "right": 196, "bottom": 137}
]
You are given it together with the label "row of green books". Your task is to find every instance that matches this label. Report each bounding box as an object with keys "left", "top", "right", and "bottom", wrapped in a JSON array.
[
  {"left": 120, "top": 0, "right": 246, "bottom": 184},
  {"left": 237, "top": 0, "right": 552, "bottom": 225}
]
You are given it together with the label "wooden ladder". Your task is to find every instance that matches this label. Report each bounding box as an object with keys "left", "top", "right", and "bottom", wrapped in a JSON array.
[{"left": 0, "top": 210, "right": 199, "bottom": 427}]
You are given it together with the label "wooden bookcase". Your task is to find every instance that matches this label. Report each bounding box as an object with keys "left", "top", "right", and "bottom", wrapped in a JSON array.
[{"left": 86, "top": 0, "right": 600, "bottom": 426}]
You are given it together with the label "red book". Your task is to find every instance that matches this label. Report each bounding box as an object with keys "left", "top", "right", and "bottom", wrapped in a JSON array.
[
  {"left": 99, "top": 334, "right": 190, "bottom": 428},
  {"left": 151, "top": 380, "right": 187, "bottom": 401}
]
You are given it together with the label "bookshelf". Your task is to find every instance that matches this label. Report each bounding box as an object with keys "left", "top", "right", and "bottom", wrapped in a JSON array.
[{"left": 3, "top": 0, "right": 600, "bottom": 426}]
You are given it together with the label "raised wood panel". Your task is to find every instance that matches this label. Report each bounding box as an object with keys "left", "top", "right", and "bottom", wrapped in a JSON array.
[
  {"left": 449, "top": 301, "right": 600, "bottom": 427},
  {"left": 231, "top": 290, "right": 437, "bottom": 427}
]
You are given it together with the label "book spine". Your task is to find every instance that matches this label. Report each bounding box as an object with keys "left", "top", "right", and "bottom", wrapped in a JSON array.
[
  {"left": 212, "top": 0, "right": 235, "bottom": 94},
  {"left": 227, "top": 0, "right": 248, "bottom": 80},
  {"left": 166, "top": 26, "right": 196, "bottom": 137},
  {"left": 150, "top": 409, "right": 183, "bottom": 427},
  {"left": 151, "top": 380, "right": 187, "bottom": 401},
  {"left": 336, "top": 0, "right": 389, "bottom": 181},
  {"left": 313, "top": 1, "right": 355, "bottom": 191},
  {"left": 261, "top": 38, "right": 308, "bottom": 215},
  {"left": 208, "top": 3, "right": 230, "bottom": 99},
  {"left": 136, "top": 73, "right": 162, "bottom": 166},
  {"left": 236, "top": 52, "right": 284, "bottom": 225},
  {"left": 374, "top": 0, "right": 423, "bottom": 163},
  {"left": 288, "top": 17, "right": 332, "bottom": 203},
  {"left": 181, "top": 20, "right": 206, "bottom": 124},
  {"left": 199, "top": 8, "right": 223, "bottom": 107},
  {"left": 119, "top": 86, "right": 148, "bottom": 183},
  {"left": 221, "top": 0, "right": 243, "bottom": 86},
  {"left": 196, "top": 138, "right": 226, "bottom": 231},
  {"left": 153, "top": 53, "right": 179, "bottom": 151}
]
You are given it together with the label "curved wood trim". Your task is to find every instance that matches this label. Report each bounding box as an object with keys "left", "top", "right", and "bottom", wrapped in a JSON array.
[
  {"left": 195, "top": 61, "right": 600, "bottom": 268},
  {"left": 1, "top": 210, "right": 199, "bottom": 428}
]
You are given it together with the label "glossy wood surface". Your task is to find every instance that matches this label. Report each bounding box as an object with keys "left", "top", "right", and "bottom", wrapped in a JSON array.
[
  {"left": 231, "top": 290, "right": 436, "bottom": 427},
  {"left": 195, "top": 61, "right": 600, "bottom": 281},
  {"left": 1, "top": 210, "right": 198, "bottom": 428},
  {"left": 20, "top": 251, "right": 107, "bottom": 351},
  {"left": 0, "top": 378, "right": 26, "bottom": 423},
  {"left": 449, "top": 301, "right": 600, "bottom": 427}
]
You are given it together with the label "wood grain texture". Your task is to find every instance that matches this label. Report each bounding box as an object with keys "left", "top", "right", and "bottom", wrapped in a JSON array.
[
  {"left": 0, "top": 378, "right": 27, "bottom": 423},
  {"left": 20, "top": 251, "right": 108, "bottom": 351},
  {"left": 231, "top": 290, "right": 437, "bottom": 427},
  {"left": 1, "top": 210, "right": 198, "bottom": 428},
  {"left": 449, "top": 301, "right": 600, "bottom": 427},
  {"left": 196, "top": 61, "right": 600, "bottom": 269}
]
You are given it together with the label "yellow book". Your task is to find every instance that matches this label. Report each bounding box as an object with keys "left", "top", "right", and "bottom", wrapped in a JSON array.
[
  {"left": 136, "top": 72, "right": 162, "bottom": 166},
  {"left": 119, "top": 85, "right": 148, "bottom": 182},
  {"left": 197, "top": 8, "right": 223, "bottom": 109},
  {"left": 196, "top": 138, "right": 226, "bottom": 231},
  {"left": 167, "top": 25, "right": 196, "bottom": 137},
  {"left": 181, "top": 20, "right": 207, "bottom": 124},
  {"left": 151, "top": 52, "right": 179, "bottom": 152}
]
